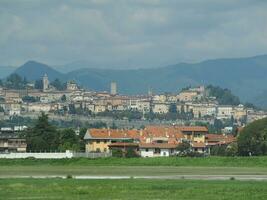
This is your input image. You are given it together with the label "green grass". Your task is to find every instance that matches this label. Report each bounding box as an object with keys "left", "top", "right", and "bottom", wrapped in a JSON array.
[
  {"left": 1, "top": 156, "right": 267, "bottom": 167},
  {"left": 1, "top": 166, "right": 267, "bottom": 177},
  {"left": 2, "top": 157, "right": 267, "bottom": 177},
  {"left": 0, "top": 179, "right": 267, "bottom": 200}
]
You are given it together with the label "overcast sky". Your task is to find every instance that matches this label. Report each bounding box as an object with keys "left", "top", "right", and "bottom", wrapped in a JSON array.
[{"left": 0, "top": 0, "right": 267, "bottom": 68}]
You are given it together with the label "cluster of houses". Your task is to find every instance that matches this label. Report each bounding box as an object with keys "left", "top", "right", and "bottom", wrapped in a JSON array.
[
  {"left": 83, "top": 125, "right": 236, "bottom": 157},
  {"left": 0, "top": 74, "right": 266, "bottom": 125},
  {"left": 0, "top": 123, "right": 235, "bottom": 158}
]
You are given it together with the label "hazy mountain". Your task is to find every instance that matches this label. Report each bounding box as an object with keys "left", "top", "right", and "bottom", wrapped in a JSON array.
[
  {"left": 0, "top": 66, "right": 17, "bottom": 78},
  {"left": 14, "top": 60, "right": 64, "bottom": 81},
  {"left": 9, "top": 54, "right": 267, "bottom": 108},
  {"left": 65, "top": 55, "right": 267, "bottom": 103}
]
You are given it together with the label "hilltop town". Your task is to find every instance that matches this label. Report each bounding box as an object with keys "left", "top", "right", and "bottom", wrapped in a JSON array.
[
  {"left": 0, "top": 73, "right": 265, "bottom": 157},
  {"left": 0, "top": 73, "right": 266, "bottom": 127}
]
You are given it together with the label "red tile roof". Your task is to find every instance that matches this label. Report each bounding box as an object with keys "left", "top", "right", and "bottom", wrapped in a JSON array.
[
  {"left": 108, "top": 143, "right": 139, "bottom": 147},
  {"left": 192, "top": 142, "right": 206, "bottom": 148},
  {"left": 139, "top": 143, "right": 178, "bottom": 149}
]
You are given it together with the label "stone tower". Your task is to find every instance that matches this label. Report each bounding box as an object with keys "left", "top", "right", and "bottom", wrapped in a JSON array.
[
  {"left": 110, "top": 81, "right": 117, "bottom": 95},
  {"left": 42, "top": 73, "right": 49, "bottom": 92}
]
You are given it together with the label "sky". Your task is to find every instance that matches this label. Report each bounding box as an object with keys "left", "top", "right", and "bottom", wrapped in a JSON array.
[{"left": 0, "top": 0, "right": 267, "bottom": 68}]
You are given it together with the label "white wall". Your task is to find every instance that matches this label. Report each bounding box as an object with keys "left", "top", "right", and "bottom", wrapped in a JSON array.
[
  {"left": 140, "top": 149, "right": 154, "bottom": 157},
  {"left": 0, "top": 151, "right": 111, "bottom": 159},
  {"left": 0, "top": 151, "right": 73, "bottom": 159}
]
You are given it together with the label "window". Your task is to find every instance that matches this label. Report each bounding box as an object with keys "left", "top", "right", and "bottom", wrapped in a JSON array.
[
  {"left": 96, "top": 140, "right": 100, "bottom": 144},
  {"left": 96, "top": 148, "right": 101, "bottom": 152},
  {"left": 145, "top": 148, "right": 149, "bottom": 152},
  {"left": 154, "top": 148, "right": 160, "bottom": 154},
  {"left": 104, "top": 148, "right": 107, "bottom": 152}
]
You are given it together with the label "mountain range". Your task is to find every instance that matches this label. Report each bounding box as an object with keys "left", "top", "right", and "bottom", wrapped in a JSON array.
[{"left": 2, "top": 55, "right": 267, "bottom": 108}]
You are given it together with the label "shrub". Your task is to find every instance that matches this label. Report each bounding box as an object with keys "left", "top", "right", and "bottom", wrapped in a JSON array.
[{"left": 112, "top": 149, "right": 123, "bottom": 157}]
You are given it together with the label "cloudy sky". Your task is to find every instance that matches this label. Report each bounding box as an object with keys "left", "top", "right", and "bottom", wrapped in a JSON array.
[{"left": 1, "top": 0, "right": 267, "bottom": 68}]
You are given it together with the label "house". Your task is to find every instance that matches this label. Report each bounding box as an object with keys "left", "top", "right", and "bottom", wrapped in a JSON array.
[
  {"left": 217, "top": 106, "right": 234, "bottom": 119},
  {"left": 152, "top": 103, "right": 169, "bottom": 114},
  {"left": 0, "top": 130, "right": 27, "bottom": 152},
  {"left": 84, "top": 125, "right": 210, "bottom": 157},
  {"left": 139, "top": 143, "right": 177, "bottom": 157},
  {"left": 84, "top": 129, "right": 139, "bottom": 153}
]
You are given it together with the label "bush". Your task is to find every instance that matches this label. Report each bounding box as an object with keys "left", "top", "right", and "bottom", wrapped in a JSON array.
[
  {"left": 111, "top": 149, "right": 124, "bottom": 157},
  {"left": 125, "top": 148, "right": 139, "bottom": 158}
]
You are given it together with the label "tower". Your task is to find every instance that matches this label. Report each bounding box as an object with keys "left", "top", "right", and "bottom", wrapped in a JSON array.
[
  {"left": 110, "top": 81, "right": 117, "bottom": 95},
  {"left": 43, "top": 73, "right": 49, "bottom": 92}
]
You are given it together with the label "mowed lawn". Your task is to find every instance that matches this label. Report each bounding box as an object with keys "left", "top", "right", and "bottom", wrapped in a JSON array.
[
  {"left": 0, "top": 179, "right": 267, "bottom": 200},
  {"left": 1, "top": 157, "right": 267, "bottom": 177}
]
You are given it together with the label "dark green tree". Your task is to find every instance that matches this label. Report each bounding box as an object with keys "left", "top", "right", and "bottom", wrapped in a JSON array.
[
  {"left": 59, "top": 128, "right": 80, "bottom": 151},
  {"left": 61, "top": 94, "right": 67, "bottom": 102},
  {"left": 23, "top": 112, "right": 59, "bottom": 151},
  {"left": 238, "top": 118, "right": 267, "bottom": 156},
  {"left": 169, "top": 103, "right": 177, "bottom": 113},
  {"left": 34, "top": 79, "right": 43, "bottom": 90},
  {"left": 50, "top": 79, "right": 66, "bottom": 91},
  {"left": 5, "top": 73, "right": 26, "bottom": 89}
]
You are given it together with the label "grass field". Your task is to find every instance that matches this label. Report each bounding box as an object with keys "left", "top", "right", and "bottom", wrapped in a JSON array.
[
  {"left": 0, "top": 178, "right": 266, "bottom": 200},
  {"left": 1, "top": 156, "right": 267, "bottom": 167},
  {"left": 1, "top": 157, "right": 267, "bottom": 177}
]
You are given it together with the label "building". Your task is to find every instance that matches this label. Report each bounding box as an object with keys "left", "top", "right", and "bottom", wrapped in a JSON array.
[
  {"left": 110, "top": 81, "right": 117, "bottom": 95},
  {"left": 42, "top": 73, "right": 49, "bottom": 92},
  {"left": 139, "top": 143, "right": 177, "bottom": 157},
  {"left": 67, "top": 81, "right": 78, "bottom": 91},
  {"left": 217, "top": 106, "right": 233, "bottom": 119},
  {"left": 84, "top": 125, "right": 210, "bottom": 157},
  {"left": 152, "top": 103, "right": 169, "bottom": 114},
  {"left": 0, "top": 130, "right": 27, "bottom": 152}
]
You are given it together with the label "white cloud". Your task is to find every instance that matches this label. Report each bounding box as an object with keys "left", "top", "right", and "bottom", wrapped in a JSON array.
[{"left": 0, "top": 0, "right": 267, "bottom": 67}]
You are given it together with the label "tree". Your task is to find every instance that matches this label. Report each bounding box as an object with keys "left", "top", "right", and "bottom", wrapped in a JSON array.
[
  {"left": 169, "top": 103, "right": 177, "bottom": 113},
  {"left": 5, "top": 73, "right": 26, "bottom": 89},
  {"left": 61, "top": 94, "right": 67, "bottom": 102},
  {"left": 22, "top": 96, "right": 39, "bottom": 103},
  {"left": 206, "top": 85, "right": 240, "bottom": 105},
  {"left": 34, "top": 79, "right": 43, "bottom": 90},
  {"left": 50, "top": 79, "right": 66, "bottom": 91},
  {"left": 176, "top": 141, "right": 191, "bottom": 156},
  {"left": 23, "top": 112, "right": 59, "bottom": 151},
  {"left": 59, "top": 128, "right": 80, "bottom": 151},
  {"left": 238, "top": 118, "right": 267, "bottom": 156}
]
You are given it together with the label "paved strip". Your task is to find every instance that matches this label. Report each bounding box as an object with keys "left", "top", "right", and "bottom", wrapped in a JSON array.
[{"left": 1, "top": 175, "right": 267, "bottom": 181}]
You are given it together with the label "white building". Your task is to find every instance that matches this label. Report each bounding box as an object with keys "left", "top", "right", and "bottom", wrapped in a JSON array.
[
  {"left": 152, "top": 103, "right": 169, "bottom": 114},
  {"left": 110, "top": 82, "right": 117, "bottom": 95},
  {"left": 139, "top": 143, "right": 177, "bottom": 157},
  {"left": 217, "top": 106, "right": 234, "bottom": 119},
  {"left": 42, "top": 73, "right": 49, "bottom": 92}
]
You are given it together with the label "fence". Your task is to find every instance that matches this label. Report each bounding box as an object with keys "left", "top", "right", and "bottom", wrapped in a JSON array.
[{"left": 0, "top": 151, "right": 111, "bottom": 159}]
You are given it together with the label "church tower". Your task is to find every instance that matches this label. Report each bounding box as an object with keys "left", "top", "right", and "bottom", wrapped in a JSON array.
[{"left": 43, "top": 73, "right": 49, "bottom": 92}]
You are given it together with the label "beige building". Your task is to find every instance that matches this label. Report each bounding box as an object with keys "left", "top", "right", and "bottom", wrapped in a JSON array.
[
  {"left": 177, "top": 91, "right": 198, "bottom": 102},
  {"left": 152, "top": 103, "right": 169, "bottom": 114}
]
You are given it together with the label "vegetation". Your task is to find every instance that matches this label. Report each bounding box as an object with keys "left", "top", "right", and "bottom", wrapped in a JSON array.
[
  {"left": 22, "top": 95, "right": 40, "bottom": 103},
  {"left": 238, "top": 117, "right": 267, "bottom": 156},
  {"left": 0, "top": 179, "right": 267, "bottom": 200},
  {"left": 22, "top": 113, "right": 82, "bottom": 152},
  {"left": 3, "top": 73, "right": 28, "bottom": 89},
  {"left": 206, "top": 85, "right": 240, "bottom": 105},
  {"left": 50, "top": 78, "right": 66, "bottom": 91},
  {"left": 2, "top": 156, "right": 267, "bottom": 167}
]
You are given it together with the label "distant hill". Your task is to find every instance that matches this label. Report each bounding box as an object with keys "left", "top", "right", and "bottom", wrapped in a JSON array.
[
  {"left": 9, "top": 54, "right": 267, "bottom": 108},
  {"left": 0, "top": 66, "right": 17, "bottom": 78},
  {"left": 14, "top": 61, "right": 64, "bottom": 81}
]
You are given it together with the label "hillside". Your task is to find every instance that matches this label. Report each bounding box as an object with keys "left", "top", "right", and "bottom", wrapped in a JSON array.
[
  {"left": 9, "top": 54, "right": 267, "bottom": 108},
  {"left": 14, "top": 61, "right": 64, "bottom": 81},
  {"left": 65, "top": 55, "right": 267, "bottom": 103}
]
